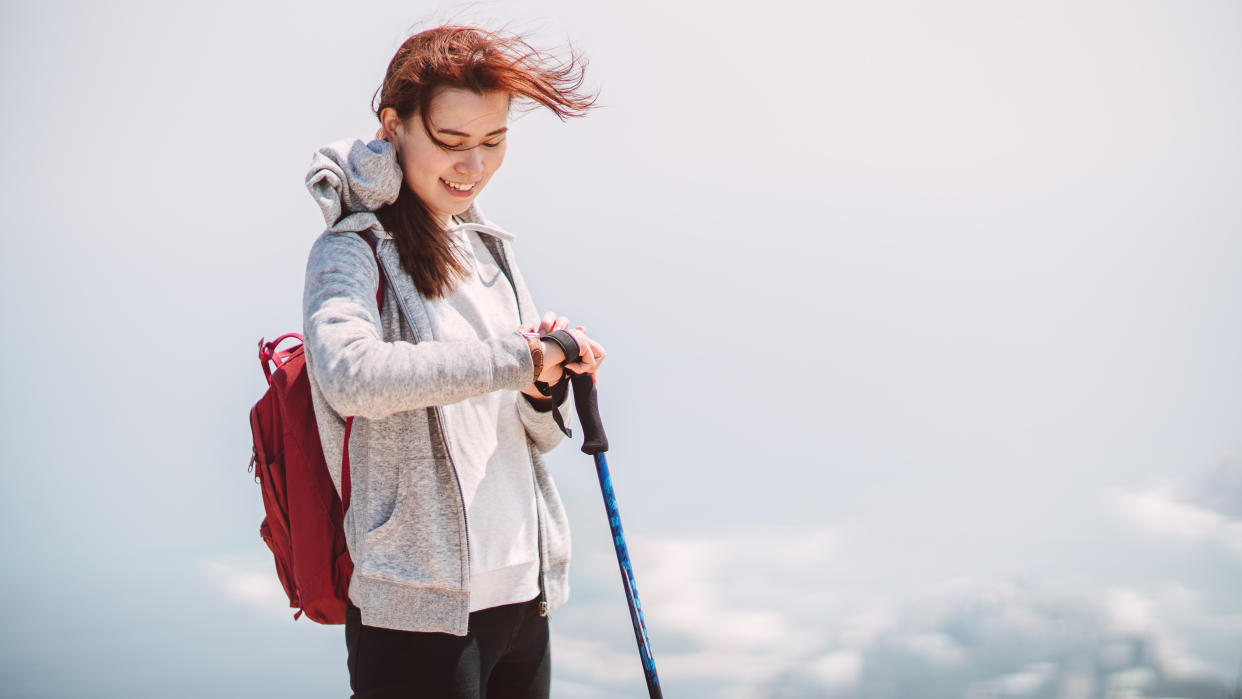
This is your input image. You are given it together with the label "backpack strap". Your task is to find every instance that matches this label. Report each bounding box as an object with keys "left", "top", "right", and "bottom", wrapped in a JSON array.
[
  {"left": 342, "top": 232, "right": 384, "bottom": 514},
  {"left": 358, "top": 231, "right": 385, "bottom": 311}
]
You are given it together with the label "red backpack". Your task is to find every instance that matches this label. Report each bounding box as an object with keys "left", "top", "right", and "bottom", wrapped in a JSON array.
[{"left": 247, "top": 233, "right": 381, "bottom": 624}]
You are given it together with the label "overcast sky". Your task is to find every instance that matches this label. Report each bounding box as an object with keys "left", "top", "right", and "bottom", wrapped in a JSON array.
[{"left": 2, "top": 1, "right": 1240, "bottom": 697}]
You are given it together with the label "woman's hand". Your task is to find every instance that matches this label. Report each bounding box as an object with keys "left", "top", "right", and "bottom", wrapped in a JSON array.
[
  {"left": 526, "top": 312, "right": 570, "bottom": 384},
  {"left": 531, "top": 311, "right": 606, "bottom": 377},
  {"left": 562, "top": 325, "right": 606, "bottom": 380},
  {"left": 518, "top": 312, "right": 607, "bottom": 397}
]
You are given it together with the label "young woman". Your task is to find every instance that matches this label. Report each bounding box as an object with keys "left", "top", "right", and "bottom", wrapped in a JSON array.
[{"left": 301, "top": 25, "right": 603, "bottom": 698}]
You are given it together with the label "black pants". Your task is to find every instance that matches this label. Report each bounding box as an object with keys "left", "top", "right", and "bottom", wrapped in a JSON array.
[{"left": 345, "top": 597, "right": 551, "bottom": 699}]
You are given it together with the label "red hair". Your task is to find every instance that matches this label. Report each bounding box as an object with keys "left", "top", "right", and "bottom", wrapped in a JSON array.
[{"left": 373, "top": 25, "right": 596, "bottom": 298}]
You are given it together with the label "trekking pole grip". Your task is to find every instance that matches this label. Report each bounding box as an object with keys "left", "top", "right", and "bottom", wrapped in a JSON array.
[{"left": 568, "top": 370, "right": 609, "bottom": 455}]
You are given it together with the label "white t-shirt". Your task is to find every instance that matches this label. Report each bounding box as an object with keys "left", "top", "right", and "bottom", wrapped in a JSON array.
[{"left": 423, "top": 219, "right": 540, "bottom": 612}]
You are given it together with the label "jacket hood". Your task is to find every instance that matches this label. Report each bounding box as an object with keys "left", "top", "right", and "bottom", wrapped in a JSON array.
[{"left": 305, "top": 138, "right": 513, "bottom": 241}]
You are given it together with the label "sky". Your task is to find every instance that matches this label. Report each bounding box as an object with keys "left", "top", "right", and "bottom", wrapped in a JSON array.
[{"left": 1, "top": 1, "right": 1240, "bottom": 697}]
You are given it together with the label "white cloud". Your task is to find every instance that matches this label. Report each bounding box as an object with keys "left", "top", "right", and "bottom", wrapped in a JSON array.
[
  {"left": 630, "top": 526, "right": 843, "bottom": 655},
  {"left": 839, "top": 609, "right": 899, "bottom": 649},
  {"left": 965, "top": 661, "right": 1058, "bottom": 698},
  {"left": 1104, "top": 588, "right": 1156, "bottom": 636},
  {"left": 808, "top": 649, "right": 863, "bottom": 689},
  {"left": 1104, "top": 486, "right": 1242, "bottom": 555},
  {"left": 200, "top": 557, "right": 296, "bottom": 621},
  {"left": 553, "top": 525, "right": 1237, "bottom": 698},
  {"left": 551, "top": 525, "right": 847, "bottom": 693},
  {"left": 997, "top": 661, "right": 1057, "bottom": 695},
  {"left": 900, "top": 631, "right": 967, "bottom": 668},
  {"left": 550, "top": 630, "right": 646, "bottom": 686}
]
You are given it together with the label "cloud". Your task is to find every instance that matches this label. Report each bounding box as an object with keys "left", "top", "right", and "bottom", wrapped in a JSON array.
[
  {"left": 781, "top": 580, "right": 1231, "bottom": 699},
  {"left": 901, "top": 631, "right": 968, "bottom": 668},
  {"left": 200, "top": 557, "right": 297, "bottom": 621},
  {"left": 807, "top": 649, "right": 863, "bottom": 688},
  {"left": 197, "top": 514, "right": 1239, "bottom": 698},
  {"left": 1105, "top": 487, "right": 1242, "bottom": 555},
  {"left": 1183, "top": 451, "right": 1242, "bottom": 518},
  {"left": 552, "top": 525, "right": 843, "bottom": 696},
  {"left": 1104, "top": 453, "right": 1242, "bottom": 556},
  {"left": 964, "top": 661, "right": 1057, "bottom": 698},
  {"left": 551, "top": 522, "right": 1238, "bottom": 698}
]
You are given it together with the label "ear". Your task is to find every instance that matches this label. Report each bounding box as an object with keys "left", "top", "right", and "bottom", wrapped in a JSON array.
[{"left": 379, "top": 107, "right": 404, "bottom": 140}]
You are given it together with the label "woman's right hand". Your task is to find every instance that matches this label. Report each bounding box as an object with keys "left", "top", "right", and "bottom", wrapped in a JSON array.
[{"left": 561, "top": 326, "right": 605, "bottom": 378}]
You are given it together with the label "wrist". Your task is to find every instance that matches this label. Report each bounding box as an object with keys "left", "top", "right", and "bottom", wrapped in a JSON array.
[{"left": 539, "top": 338, "right": 566, "bottom": 367}]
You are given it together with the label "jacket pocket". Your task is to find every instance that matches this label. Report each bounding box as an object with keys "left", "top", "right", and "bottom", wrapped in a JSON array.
[{"left": 355, "top": 457, "right": 467, "bottom": 589}]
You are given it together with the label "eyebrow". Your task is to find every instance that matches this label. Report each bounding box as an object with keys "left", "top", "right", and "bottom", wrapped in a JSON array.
[{"left": 436, "top": 127, "right": 509, "bottom": 138}]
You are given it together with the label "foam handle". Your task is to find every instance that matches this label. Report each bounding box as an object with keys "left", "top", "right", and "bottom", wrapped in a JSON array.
[{"left": 569, "top": 370, "right": 609, "bottom": 455}]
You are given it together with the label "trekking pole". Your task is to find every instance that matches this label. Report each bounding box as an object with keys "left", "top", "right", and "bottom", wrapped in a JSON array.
[{"left": 567, "top": 368, "right": 664, "bottom": 699}]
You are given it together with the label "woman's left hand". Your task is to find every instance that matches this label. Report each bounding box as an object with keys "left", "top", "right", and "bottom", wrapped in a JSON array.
[
  {"left": 527, "top": 312, "right": 606, "bottom": 376},
  {"left": 518, "top": 314, "right": 607, "bottom": 389}
]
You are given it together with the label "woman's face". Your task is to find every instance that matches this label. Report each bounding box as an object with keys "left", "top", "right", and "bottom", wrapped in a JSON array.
[{"left": 384, "top": 87, "right": 510, "bottom": 227}]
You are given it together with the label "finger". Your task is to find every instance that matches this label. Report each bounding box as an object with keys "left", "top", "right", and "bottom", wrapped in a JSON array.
[
  {"left": 540, "top": 311, "right": 557, "bottom": 334},
  {"left": 576, "top": 325, "right": 601, "bottom": 361},
  {"left": 571, "top": 329, "right": 596, "bottom": 366},
  {"left": 587, "top": 338, "right": 606, "bottom": 363},
  {"left": 571, "top": 329, "right": 597, "bottom": 359},
  {"left": 553, "top": 316, "right": 569, "bottom": 332}
]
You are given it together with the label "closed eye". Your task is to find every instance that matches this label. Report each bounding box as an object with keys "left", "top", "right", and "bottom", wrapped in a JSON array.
[{"left": 442, "top": 139, "right": 505, "bottom": 151}]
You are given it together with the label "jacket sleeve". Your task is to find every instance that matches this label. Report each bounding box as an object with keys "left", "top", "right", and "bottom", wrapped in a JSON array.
[
  {"left": 303, "top": 231, "right": 535, "bottom": 420},
  {"left": 517, "top": 380, "right": 572, "bottom": 454}
]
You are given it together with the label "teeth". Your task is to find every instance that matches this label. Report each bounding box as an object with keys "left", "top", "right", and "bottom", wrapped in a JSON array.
[{"left": 443, "top": 179, "right": 475, "bottom": 191}]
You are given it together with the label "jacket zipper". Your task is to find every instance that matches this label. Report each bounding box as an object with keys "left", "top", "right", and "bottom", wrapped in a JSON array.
[
  {"left": 374, "top": 240, "right": 473, "bottom": 586},
  {"left": 486, "top": 236, "right": 550, "bottom": 616},
  {"left": 530, "top": 464, "right": 549, "bottom": 616},
  {"left": 434, "top": 404, "right": 473, "bottom": 581},
  {"left": 378, "top": 232, "right": 546, "bottom": 612}
]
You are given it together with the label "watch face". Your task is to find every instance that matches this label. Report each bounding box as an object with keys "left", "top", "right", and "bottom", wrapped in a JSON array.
[{"left": 531, "top": 342, "right": 543, "bottom": 379}]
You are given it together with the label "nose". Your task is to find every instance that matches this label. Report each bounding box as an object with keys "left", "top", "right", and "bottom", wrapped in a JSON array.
[{"left": 455, "top": 147, "right": 484, "bottom": 179}]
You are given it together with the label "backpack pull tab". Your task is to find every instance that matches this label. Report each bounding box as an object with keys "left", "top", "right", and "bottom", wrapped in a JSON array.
[{"left": 258, "top": 338, "right": 274, "bottom": 382}]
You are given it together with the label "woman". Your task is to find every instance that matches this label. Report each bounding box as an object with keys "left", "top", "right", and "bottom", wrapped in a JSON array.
[{"left": 301, "top": 25, "right": 603, "bottom": 698}]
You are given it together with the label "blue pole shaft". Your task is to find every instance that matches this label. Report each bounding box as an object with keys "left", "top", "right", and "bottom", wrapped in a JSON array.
[{"left": 594, "top": 452, "right": 663, "bottom": 698}]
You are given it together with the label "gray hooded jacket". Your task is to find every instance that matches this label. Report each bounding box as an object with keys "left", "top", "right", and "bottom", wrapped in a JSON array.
[{"left": 301, "top": 138, "right": 573, "bottom": 635}]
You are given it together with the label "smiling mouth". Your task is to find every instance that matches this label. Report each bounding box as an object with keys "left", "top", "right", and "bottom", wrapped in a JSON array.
[{"left": 441, "top": 178, "right": 477, "bottom": 194}]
